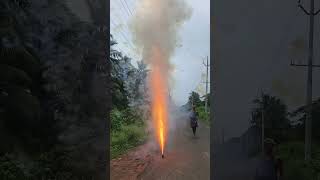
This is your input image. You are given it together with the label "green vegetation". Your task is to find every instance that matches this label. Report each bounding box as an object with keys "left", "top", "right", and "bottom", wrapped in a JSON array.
[
  {"left": 251, "top": 92, "right": 290, "bottom": 142},
  {"left": 246, "top": 92, "right": 320, "bottom": 179},
  {"left": 275, "top": 142, "right": 320, "bottom": 180},
  {"left": 0, "top": 148, "right": 74, "bottom": 180},
  {"left": 195, "top": 105, "right": 210, "bottom": 126},
  {"left": 110, "top": 35, "right": 149, "bottom": 159},
  {"left": 187, "top": 91, "right": 210, "bottom": 126},
  {"left": 0, "top": 1, "right": 110, "bottom": 178},
  {"left": 110, "top": 108, "right": 147, "bottom": 159}
]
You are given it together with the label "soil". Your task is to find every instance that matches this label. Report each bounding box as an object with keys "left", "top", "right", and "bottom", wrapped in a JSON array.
[{"left": 110, "top": 118, "right": 210, "bottom": 180}]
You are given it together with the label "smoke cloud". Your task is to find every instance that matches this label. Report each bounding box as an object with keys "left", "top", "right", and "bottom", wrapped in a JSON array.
[
  {"left": 130, "top": 0, "right": 192, "bottom": 76},
  {"left": 129, "top": 0, "right": 193, "bottom": 153}
]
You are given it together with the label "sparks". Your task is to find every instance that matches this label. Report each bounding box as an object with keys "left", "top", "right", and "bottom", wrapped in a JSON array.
[{"left": 150, "top": 47, "right": 168, "bottom": 157}]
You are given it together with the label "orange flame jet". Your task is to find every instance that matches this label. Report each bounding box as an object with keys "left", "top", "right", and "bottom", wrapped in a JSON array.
[{"left": 150, "top": 47, "right": 169, "bottom": 157}]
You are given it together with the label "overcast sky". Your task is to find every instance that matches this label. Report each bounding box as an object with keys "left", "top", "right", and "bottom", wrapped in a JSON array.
[
  {"left": 110, "top": 0, "right": 210, "bottom": 106},
  {"left": 213, "top": 0, "right": 320, "bottom": 139}
]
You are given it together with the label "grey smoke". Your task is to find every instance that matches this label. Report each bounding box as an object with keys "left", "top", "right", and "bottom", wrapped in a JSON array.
[
  {"left": 130, "top": 0, "right": 192, "bottom": 78},
  {"left": 129, "top": 0, "right": 193, "bottom": 139}
]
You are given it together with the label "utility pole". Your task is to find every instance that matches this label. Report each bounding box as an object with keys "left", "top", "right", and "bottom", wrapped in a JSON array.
[
  {"left": 191, "top": 92, "right": 194, "bottom": 108},
  {"left": 259, "top": 90, "right": 265, "bottom": 154},
  {"left": 222, "top": 128, "right": 225, "bottom": 144},
  {"left": 292, "top": 0, "right": 320, "bottom": 160},
  {"left": 202, "top": 56, "right": 210, "bottom": 113},
  {"left": 262, "top": 107, "right": 265, "bottom": 154}
]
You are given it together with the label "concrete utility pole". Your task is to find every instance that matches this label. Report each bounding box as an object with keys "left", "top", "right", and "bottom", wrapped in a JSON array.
[
  {"left": 222, "top": 128, "right": 225, "bottom": 144},
  {"left": 202, "top": 56, "right": 210, "bottom": 113},
  {"left": 259, "top": 90, "right": 265, "bottom": 154},
  {"left": 291, "top": 0, "right": 320, "bottom": 161},
  {"left": 262, "top": 107, "right": 265, "bottom": 154}
]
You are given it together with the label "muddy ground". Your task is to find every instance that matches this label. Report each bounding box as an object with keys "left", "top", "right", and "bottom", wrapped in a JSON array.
[{"left": 110, "top": 118, "right": 210, "bottom": 180}]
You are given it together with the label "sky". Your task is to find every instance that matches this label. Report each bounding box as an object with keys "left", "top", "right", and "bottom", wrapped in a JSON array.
[
  {"left": 64, "top": 0, "right": 320, "bottom": 140},
  {"left": 110, "top": 0, "right": 210, "bottom": 106},
  {"left": 212, "top": 0, "right": 320, "bottom": 139}
]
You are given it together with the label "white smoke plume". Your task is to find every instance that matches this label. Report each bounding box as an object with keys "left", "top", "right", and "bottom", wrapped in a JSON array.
[
  {"left": 129, "top": 0, "right": 193, "bottom": 152},
  {"left": 130, "top": 0, "right": 192, "bottom": 76}
]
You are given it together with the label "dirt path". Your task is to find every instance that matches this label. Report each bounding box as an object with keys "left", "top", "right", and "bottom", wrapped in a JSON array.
[
  {"left": 138, "top": 120, "right": 210, "bottom": 180},
  {"left": 110, "top": 141, "right": 153, "bottom": 180},
  {"left": 110, "top": 119, "right": 210, "bottom": 180},
  {"left": 212, "top": 140, "right": 259, "bottom": 180}
]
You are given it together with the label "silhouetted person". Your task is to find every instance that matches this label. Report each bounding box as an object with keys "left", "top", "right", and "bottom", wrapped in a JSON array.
[
  {"left": 254, "top": 138, "right": 282, "bottom": 180},
  {"left": 190, "top": 106, "right": 198, "bottom": 136}
]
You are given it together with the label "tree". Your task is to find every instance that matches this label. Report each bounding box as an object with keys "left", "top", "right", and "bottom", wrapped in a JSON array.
[
  {"left": 0, "top": 0, "right": 108, "bottom": 178},
  {"left": 202, "top": 93, "right": 211, "bottom": 107},
  {"left": 109, "top": 35, "right": 130, "bottom": 109},
  {"left": 132, "top": 60, "right": 149, "bottom": 103},
  {"left": 290, "top": 98, "right": 320, "bottom": 142},
  {"left": 110, "top": 34, "right": 122, "bottom": 64},
  {"left": 251, "top": 92, "right": 290, "bottom": 142},
  {"left": 188, "top": 91, "right": 202, "bottom": 108},
  {"left": 109, "top": 36, "right": 150, "bottom": 109},
  {"left": 0, "top": 8, "right": 58, "bottom": 154}
]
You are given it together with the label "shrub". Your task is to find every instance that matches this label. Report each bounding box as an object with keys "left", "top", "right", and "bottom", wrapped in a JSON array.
[
  {"left": 0, "top": 148, "right": 76, "bottom": 180},
  {"left": 110, "top": 108, "right": 123, "bottom": 131},
  {"left": 111, "top": 124, "right": 146, "bottom": 159},
  {"left": 110, "top": 107, "right": 147, "bottom": 159},
  {"left": 0, "top": 154, "right": 25, "bottom": 180},
  {"left": 276, "top": 142, "right": 320, "bottom": 180},
  {"left": 195, "top": 105, "right": 210, "bottom": 125}
]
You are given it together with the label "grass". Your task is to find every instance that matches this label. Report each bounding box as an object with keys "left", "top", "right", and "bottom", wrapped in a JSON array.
[
  {"left": 275, "top": 141, "right": 320, "bottom": 180},
  {"left": 110, "top": 108, "right": 148, "bottom": 159},
  {"left": 111, "top": 123, "right": 147, "bottom": 159},
  {"left": 195, "top": 105, "right": 210, "bottom": 126}
]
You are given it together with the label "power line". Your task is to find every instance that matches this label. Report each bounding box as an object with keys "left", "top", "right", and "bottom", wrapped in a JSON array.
[
  {"left": 111, "top": 9, "right": 130, "bottom": 29},
  {"left": 111, "top": 22, "right": 138, "bottom": 61},
  {"left": 259, "top": 6, "right": 301, "bottom": 88},
  {"left": 202, "top": 56, "right": 210, "bottom": 113},
  {"left": 123, "top": 0, "right": 133, "bottom": 16},
  {"left": 290, "top": 0, "right": 320, "bottom": 161},
  {"left": 111, "top": 0, "right": 138, "bottom": 55},
  {"left": 111, "top": 1, "right": 131, "bottom": 29},
  {"left": 110, "top": 19, "right": 135, "bottom": 50},
  {"left": 111, "top": 1, "right": 128, "bottom": 19},
  {"left": 118, "top": 0, "right": 131, "bottom": 17},
  {"left": 110, "top": 3, "right": 133, "bottom": 41}
]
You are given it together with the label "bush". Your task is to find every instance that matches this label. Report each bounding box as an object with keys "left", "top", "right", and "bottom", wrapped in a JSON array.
[
  {"left": 110, "top": 107, "right": 147, "bottom": 159},
  {"left": 111, "top": 124, "right": 146, "bottom": 159},
  {"left": 0, "top": 154, "right": 25, "bottom": 180},
  {"left": 110, "top": 108, "right": 123, "bottom": 131},
  {"left": 195, "top": 105, "right": 210, "bottom": 125},
  {"left": 276, "top": 142, "right": 320, "bottom": 180},
  {"left": 0, "top": 148, "right": 76, "bottom": 180},
  {"left": 30, "top": 147, "right": 73, "bottom": 179},
  {"left": 111, "top": 108, "right": 144, "bottom": 132}
]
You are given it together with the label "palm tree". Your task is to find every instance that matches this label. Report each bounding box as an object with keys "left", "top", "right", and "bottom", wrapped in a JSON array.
[
  {"left": 188, "top": 91, "right": 202, "bottom": 108},
  {"left": 251, "top": 92, "right": 289, "bottom": 141},
  {"left": 110, "top": 34, "right": 122, "bottom": 64}
]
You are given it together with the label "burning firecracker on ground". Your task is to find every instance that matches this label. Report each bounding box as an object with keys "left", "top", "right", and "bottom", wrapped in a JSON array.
[{"left": 130, "top": 0, "right": 192, "bottom": 158}]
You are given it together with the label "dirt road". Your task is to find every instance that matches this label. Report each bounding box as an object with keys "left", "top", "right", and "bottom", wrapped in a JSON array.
[
  {"left": 138, "top": 119, "right": 210, "bottom": 180},
  {"left": 212, "top": 139, "right": 259, "bottom": 180},
  {"left": 110, "top": 109, "right": 210, "bottom": 180}
]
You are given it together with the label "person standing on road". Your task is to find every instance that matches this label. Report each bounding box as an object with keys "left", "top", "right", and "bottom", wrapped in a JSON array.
[
  {"left": 190, "top": 106, "right": 198, "bottom": 136},
  {"left": 254, "top": 138, "right": 283, "bottom": 180}
]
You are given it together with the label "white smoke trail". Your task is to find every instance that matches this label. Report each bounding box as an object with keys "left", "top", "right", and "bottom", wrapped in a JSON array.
[
  {"left": 130, "top": 0, "right": 192, "bottom": 75},
  {"left": 129, "top": 0, "right": 192, "bottom": 152}
]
